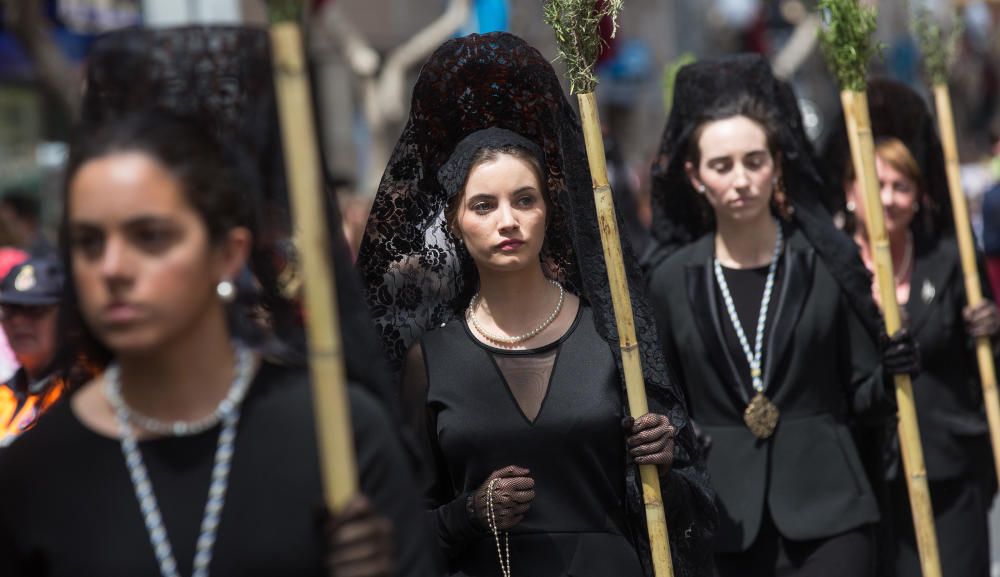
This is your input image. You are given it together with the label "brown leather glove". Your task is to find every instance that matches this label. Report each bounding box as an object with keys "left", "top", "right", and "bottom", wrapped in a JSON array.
[
  {"left": 324, "top": 495, "right": 393, "bottom": 577},
  {"left": 468, "top": 465, "right": 535, "bottom": 531},
  {"left": 964, "top": 300, "right": 1000, "bottom": 339},
  {"left": 623, "top": 413, "right": 676, "bottom": 473}
]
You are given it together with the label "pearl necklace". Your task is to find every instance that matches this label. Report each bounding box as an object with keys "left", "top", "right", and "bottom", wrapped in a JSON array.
[
  {"left": 105, "top": 344, "right": 254, "bottom": 577},
  {"left": 104, "top": 346, "right": 254, "bottom": 437},
  {"left": 466, "top": 278, "right": 564, "bottom": 346}
]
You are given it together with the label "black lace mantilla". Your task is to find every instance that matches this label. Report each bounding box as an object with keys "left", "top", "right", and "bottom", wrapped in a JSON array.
[
  {"left": 80, "top": 26, "right": 396, "bottom": 413},
  {"left": 821, "top": 78, "right": 953, "bottom": 240},
  {"left": 647, "top": 53, "right": 882, "bottom": 340},
  {"left": 356, "top": 32, "right": 715, "bottom": 576},
  {"left": 437, "top": 127, "right": 545, "bottom": 199}
]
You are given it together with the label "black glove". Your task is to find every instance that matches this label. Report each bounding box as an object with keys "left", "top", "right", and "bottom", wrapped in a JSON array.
[
  {"left": 622, "top": 413, "right": 676, "bottom": 473},
  {"left": 881, "top": 328, "right": 921, "bottom": 377},
  {"left": 324, "top": 495, "right": 393, "bottom": 577},
  {"left": 467, "top": 465, "right": 535, "bottom": 532},
  {"left": 964, "top": 300, "right": 1000, "bottom": 339}
]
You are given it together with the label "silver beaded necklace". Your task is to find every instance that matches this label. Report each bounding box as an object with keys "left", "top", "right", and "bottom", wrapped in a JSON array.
[
  {"left": 106, "top": 344, "right": 254, "bottom": 577},
  {"left": 467, "top": 278, "right": 564, "bottom": 346},
  {"left": 713, "top": 220, "right": 784, "bottom": 395}
]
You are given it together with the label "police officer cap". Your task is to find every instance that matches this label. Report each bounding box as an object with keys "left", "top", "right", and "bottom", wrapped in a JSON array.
[{"left": 0, "top": 256, "right": 64, "bottom": 306}]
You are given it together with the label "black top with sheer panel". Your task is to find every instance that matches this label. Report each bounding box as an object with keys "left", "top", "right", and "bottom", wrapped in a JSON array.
[{"left": 402, "top": 304, "right": 644, "bottom": 577}]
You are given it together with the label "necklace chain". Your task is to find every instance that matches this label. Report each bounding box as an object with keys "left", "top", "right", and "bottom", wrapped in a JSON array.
[
  {"left": 713, "top": 220, "right": 784, "bottom": 393},
  {"left": 487, "top": 478, "right": 512, "bottom": 577},
  {"left": 105, "top": 347, "right": 254, "bottom": 437},
  {"left": 467, "top": 278, "right": 564, "bottom": 346},
  {"left": 106, "top": 344, "right": 254, "bottom": 577}
]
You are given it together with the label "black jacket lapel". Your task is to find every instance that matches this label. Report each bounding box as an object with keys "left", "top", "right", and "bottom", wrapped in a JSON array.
[
  {"left": 907, "top": 237, "right": 953, "bottom": 335},
  {"left": 685, "top": 236, "right": 749, "bottom": 404},
  {"left": 763, "top": 231, "right": 815, "bottom": 392}
]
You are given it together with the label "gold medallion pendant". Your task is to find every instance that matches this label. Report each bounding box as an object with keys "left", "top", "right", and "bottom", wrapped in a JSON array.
[{"left": 743, "top": 392, "right": 780, "bottom": 439}]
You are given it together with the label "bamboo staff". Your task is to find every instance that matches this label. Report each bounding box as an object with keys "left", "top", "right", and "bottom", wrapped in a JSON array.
[
  {"left": 543, "top": 2, "right": 672, "bottom": 575},
  {"left": 819, "top": 1, "right": 942, "bottom": 575},
  {"left": 268, "top": 3, "right": 358, "bottom": 511},
  {"left": 915, "top": 9, "right": 1000, "bottom": 485}
]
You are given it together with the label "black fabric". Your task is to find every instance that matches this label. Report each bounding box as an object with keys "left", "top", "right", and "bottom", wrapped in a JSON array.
[
  {"left": 820, "top": 78, "right": 952, "bottom": 239},
  {"left": 409, "top": 306, "right": 643, "bottom": 576},
  {"left": 714, "top": 511, "right": 875, "bottom": 577},
  {"left": 714, "top": 256, "right": 784, "bottom": 391},
  {"left": 437, "top": 128, "right": 545, "bottom": 200},
  {"left": 647, "top": 227, "right": 892, "bottom": 553},
  {"left": 0, "top": 361, "right": 435, "bottom": 577},
  {"left": 888, "top": 234, "right": 997, "bottom": 481},
  {"left": 356, "top": 32, "right": 715, "bottom": 576},
  {"left": 889, "top": 475, "right": 993, "bottom": 577},
  {"left": 645, "top": 54, "right": 881, "bottom": 343},
  {"left": 79, "top": 26, "right": 396, "bottom": 413}
]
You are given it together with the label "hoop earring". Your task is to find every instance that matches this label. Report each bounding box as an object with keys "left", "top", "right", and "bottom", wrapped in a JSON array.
[{"left": 217, "top": 280, "right": 236, "bottom": 303}]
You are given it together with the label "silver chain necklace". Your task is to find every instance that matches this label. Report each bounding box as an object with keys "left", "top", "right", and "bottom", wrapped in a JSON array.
[
  {"left": 714, "top": 220, "right": 784, "bottom": 439},
  {"left": 467, "top": 278, "right": 564, "bottom": 346},
  {"left": 106, "top": 344, "right": 254, "bottom": 577}
]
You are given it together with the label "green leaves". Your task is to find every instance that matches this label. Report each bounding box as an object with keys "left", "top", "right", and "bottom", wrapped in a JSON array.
[
  {"left": 543, "top": 0, "right": 624, "bottom": 95},
  {"left": 266, "top": 0, "right": 303, "bottom": 24},
  {"left": 818, "top": 0, "right": 881, "bottom": 92},
  {"left": 913, "top": 5, "right": 961, "bottom": 86}
]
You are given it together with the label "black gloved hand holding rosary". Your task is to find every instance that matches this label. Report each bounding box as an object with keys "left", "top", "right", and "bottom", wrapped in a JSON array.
[{"left": 468, "top": 465, "right": 535, "bottom": 531}]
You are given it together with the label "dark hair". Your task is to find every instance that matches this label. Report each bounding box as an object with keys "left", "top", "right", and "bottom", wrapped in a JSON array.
[
  {"left": 0, "top": 190, "right": 41, "bottom": 223},
  {"left": 681, "top": 92, "right": 791, "bottom": 220},
  {"left": 443, "top": 145, "right": 550, "bottom": 233},
  {"left": 57, "top": 112, "right": 298, "bottom": 386},
  {"left": 685, "top": 92, "right": 783, "bottom": 168}
]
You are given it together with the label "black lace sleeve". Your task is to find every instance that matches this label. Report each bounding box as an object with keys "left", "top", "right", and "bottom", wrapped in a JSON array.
[{"left": 401, "top": 343, "right": 485, "bottom": 561}]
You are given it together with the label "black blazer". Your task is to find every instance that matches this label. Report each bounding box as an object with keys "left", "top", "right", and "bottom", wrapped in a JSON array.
[
  {"left": 902, "top": 234, "right": 996, "bottom": 481},
  {"left": 646, "top": 226, "right": 893, "bottom": 553}
]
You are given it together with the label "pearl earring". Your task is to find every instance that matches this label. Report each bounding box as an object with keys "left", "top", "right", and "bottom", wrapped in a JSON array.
[
  {"left": 216, "top": 280, "right": 236, "bottom": 303},
  {"left": 846, "top": 200, "right": 856, "bottom": 213},
  {"left": 696, "top": 184, "right": 706, "bottom": 194}
]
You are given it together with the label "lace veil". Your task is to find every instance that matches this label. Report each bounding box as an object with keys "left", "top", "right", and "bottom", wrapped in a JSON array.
[
  {"left": 647, "top": 54, "right": 882, "bottom": 340},
  {"left": 356, "top": 32, "right": 715, "bottom": 576},
  {"left": 77, "top": 26, "right": 396, "bottom": 411}
]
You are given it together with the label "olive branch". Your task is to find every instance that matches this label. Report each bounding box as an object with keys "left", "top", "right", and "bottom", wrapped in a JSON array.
[
  {"left": 912, "top": 4, "right": 962, "bottom": 86},
  {"left": 543, "top": 0, "right": 624, "bottom": 95},
  {"left": 817, "top": 0, "right": 882, "bottom": 91},
  {"left": 266, "top": 0, "right": 304, "bottom": 23}
]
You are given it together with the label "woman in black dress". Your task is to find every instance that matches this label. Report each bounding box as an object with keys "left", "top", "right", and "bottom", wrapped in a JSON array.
[
  {"left": 0, "top": 27, "right": 435, "bottom": 577},
  {"left": 643, "top": 55, "right": 916, "bottom": 577},
  {"left": 357, "top": 33, "right": 716, "bottom": 577},
  {"left": 826, "top": 78, "right": 999, "bottom": 577}
]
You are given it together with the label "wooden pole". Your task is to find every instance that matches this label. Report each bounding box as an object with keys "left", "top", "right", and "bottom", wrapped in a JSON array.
[
  {"left": 841, "top": 89, "right": 942, "bottom": 577},
  {"left": 578, "top": 91, "right": 674, "bottom": 576},
  {"left": 270, "top": 22, "right": 358, "bottom": 511},
  {"left": 932, "top": 84, "right": 1000, "bottom": 483}
]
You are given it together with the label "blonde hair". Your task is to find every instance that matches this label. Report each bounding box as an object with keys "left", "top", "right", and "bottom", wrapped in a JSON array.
[
  {"left": 875, "top": 137, "right": 922, "bottom": 193},
  {"left": 844, "top": 136, "right": 923, "bottom": 196}
]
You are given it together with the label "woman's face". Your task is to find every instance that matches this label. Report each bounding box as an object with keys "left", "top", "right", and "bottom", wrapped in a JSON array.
[
  {"left": 845, "top": 154, "right": 919, "bottom": 237},
  {"left": 67, "top": 151, "right": 248, "bottom": 355},
  {"left": 454, "top": 153, "right": 547, "bottom": 275},
  {"left": 687, "top": 115, "right": 779, "bottom": 226}
]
